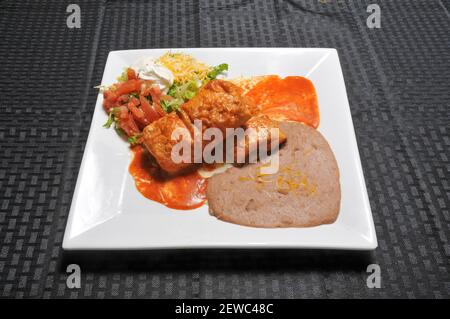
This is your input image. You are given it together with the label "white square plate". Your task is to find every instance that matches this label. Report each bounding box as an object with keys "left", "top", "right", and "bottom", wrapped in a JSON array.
[{"left": 63, "top": 48, "right": 377, "bottom": 250}]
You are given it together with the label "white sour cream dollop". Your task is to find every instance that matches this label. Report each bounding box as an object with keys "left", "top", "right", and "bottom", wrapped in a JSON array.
[{"left": 131, "top": 57, "right": 174, "bottom": 92}]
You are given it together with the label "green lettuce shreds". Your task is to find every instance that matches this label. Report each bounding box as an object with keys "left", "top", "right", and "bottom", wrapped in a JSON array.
[
  {"left": 103, "top": 108, "right": 135, "bottom": 144},
  {"left": 94, "top": 84, "right": 111, "bottom": 93},
  {"left": 103, "top": 110, "right": 115, "bottom": 128},
  {"left": 161, "top": 98, "right": 184, "bottom": 113},
  {"left": 168, "top": 80, "right": 200, "bottom": 100},
  {"left": 116, "top": 68, "right": 129, "bottom": 82},
  {"left": 128, "top": 134, "right": 142, "bottom": 146},
  {"left": 163, "top": 63, "right": 229, "bottom": 114},
  {"left": 207, "top": 63, "right": 228, "bottom": 80},
  {"left": 165, "top": 80, "right": 200, "bottom": 112}
]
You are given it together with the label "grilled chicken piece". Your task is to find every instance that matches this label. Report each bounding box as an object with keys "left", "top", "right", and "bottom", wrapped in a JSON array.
[
  {"left": 180, "top": 80, "right": 258, "bottom": 134},
  {"left": 230, "top": 115, "right": 287, "bottom": 164},
  {"left": 142, "top": 80, "right": 277, "bottom": 175},
  {"left": 142, "top": 112, "right": 194, "bottom": 175},
  {"left": 245, "top": 114, "right": 287, "bottom": 150}
]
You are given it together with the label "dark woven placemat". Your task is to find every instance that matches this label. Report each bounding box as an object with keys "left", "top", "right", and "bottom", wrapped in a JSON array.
[{"left": 0, "top": 0, "right": 449, "bottom": 298}]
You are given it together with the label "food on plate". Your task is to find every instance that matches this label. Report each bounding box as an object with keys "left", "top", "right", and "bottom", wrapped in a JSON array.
[
  {"left": 98, "top": 51, "right": 340, "bottom": 228},
  {"left": 246, "top": 75, "right": 320, "bottom": 128},
  {"left": 142, "top": 79, "right": 267, "bottom": 175},
  {"left": 156, "top": 52, "right": 215, "bottom": 84},
  {"left": 131, "top": 56, "right": 174, "bottom": 92},
  {"left": 207, "top": 122, "right": 340, "bottom": 227},
  {"left": 100, "top": 54, "right": 228, "bottom": 146},
  {"left": 129, "top": 146, "right": 207, "bottom": 210},
  {"left": 244, "top": 115, "right": 287, "bottom": 152},
  {"left": 230, "top": 114, "right": 287, "bottom": 164},
  {"left": 230, "top": 75, "right": 269, "bottom": 94},
  {"left": 101, "top": 72, "right": 166, "bottom": 144},
  {"left": 142, "top": 112, "right": 194, "bottom": 175},
  {"left": 180, "top": 79, "right": 257, "bottom": 133}
]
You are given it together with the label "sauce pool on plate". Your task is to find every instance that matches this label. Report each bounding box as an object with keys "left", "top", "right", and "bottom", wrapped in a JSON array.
[
  {"left": 129, "top": 146, "right": 207, "bottom": 210},
  {"left": 246, "top": 75, "right": 320, "bottom": 128}
]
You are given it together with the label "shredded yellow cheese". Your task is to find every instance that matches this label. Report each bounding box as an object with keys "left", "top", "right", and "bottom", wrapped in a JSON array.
[
  {"left": 240, "top": 165, "right": 317, "bottom": 196},
  {"left": 156, "top": 52, "right": 212, "bottom": 84}
]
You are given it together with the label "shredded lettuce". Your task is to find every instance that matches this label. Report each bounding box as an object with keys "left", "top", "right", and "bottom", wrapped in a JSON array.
[
  {"left": 207, "top": 63, "right": 228, "bottom": 80},
  {"left": 103, "top": 108, "right": 126, "bottom": 139},
  {"left": 103, "top": 110, "right": 115, "bottom": 128},
  {"left": 183, "top": 89, "right": 196, "bottom": 100},
  {"left": 168, "top": 80, "right": 200, "bottom": 100},
  {"left": 161, "top": 98, "right": 184, "bottom": 113},
  {"left": 117, "top": 68, "right": 129, "bottom": 82},
  {"left": 163, "top": 63, "right": 229, "bottom": 114},
  {"left": 128, "top": 134, "right": 142, "bottom": 145},
  {"left": 94, "top": 84, "right": 110, "bottom": 93},
  {"left": 165, "top": 80, "right": 200, "bottom": 112}
]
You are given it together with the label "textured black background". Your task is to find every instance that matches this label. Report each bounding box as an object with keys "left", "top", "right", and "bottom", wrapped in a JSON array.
[{"left": 0, "top": 0, "right": 449, "bottom": 298}]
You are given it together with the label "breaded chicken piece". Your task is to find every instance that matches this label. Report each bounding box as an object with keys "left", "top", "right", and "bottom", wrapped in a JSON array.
[
  {"left": 143, "top": 80, "right": 271, "bottom": 175},
  {"left": 142, "top": 112, "right": 194, "bottom": 175},
  {"left": 181, "top": 80, "right": 258, "bottom": 134},
  {"left": 231, "top": 115, "right": 287, "bottom": 164},
  {"left": 245, "top": 115, "right": 287, "bottom": 144}
]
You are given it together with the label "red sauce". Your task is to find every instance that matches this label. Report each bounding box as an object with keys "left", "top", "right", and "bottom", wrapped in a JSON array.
[
  {"left": 129, "top": 146, "right": 207, "bottom": 210},
  {"left": 246, "top": 75, "right": 320, "bottom": 128}
]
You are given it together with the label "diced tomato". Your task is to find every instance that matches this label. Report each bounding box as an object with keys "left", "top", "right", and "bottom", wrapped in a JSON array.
[
  {"left": 115, "top": 79, "right": 142, "bottom": 96},
  {"left": 127, "top": 97, "right": 148, "bottom": 126},
  {"left": 103, "top": 90, "right": 117, "bottom": 111},
  {"left": 117, "top": 94, "right": 129, "bottom": 104},
  {"left": 103, "top": 88, "right": 114, "bottom": 100},
  {"left": 140, "top": 80, "right": 154, "bottom": 97},
  {"left": 127, "top": 68, "right": 137, "bottom": 80},
  {"left": 139, "top": 95, "right": 162, "bottom": 123},
  {"left": 103, "top": 79, "right": 143, "bottom": 111},
  {"left": 149, "top": 85, "right": 162, "bottom": 100},
  {"left": 128, "top": 96, "right": 140, "bottom": 107},
  {"left": 102, "top": 75, "right": 171, "bottom": 135},
  {"left": 154, "top": 102, "right": 165, "bottom": 117},
  {"left": 149, "top": 86, "right": 166, "bottom": 117},
  {"left": 115, "top": 106, "right": 140, "bottom": 137}
]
